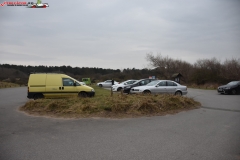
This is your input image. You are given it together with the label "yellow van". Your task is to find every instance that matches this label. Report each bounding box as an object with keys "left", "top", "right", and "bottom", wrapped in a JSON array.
[{"left": 27, "top": 73, "right": 95, "bottom": 99}]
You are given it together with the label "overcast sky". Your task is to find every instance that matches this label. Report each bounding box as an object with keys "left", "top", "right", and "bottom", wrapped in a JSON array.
[{"left": 0, "top": 0, "right": 239, "bottom": 69}]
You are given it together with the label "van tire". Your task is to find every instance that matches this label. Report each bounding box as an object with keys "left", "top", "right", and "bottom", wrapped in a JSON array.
[
  {"left": 34, "top": 94, "right": 43, "bottom": 100},
  {"left": 79, "top": 92, "right": 87, "bottom": 98}
]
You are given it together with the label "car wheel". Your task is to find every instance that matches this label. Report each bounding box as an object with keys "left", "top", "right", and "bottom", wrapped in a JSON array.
[
  {"left": 117, "top": 87, "right": 122, "bottom": 91},
  {"left": 79, "top": 92, "right": 87, "bottom": 98},
  {"left": 175, "top": 91, "right": 182, "bottom": 96},
  {"left": 34, "top": 94, "right": 43, "bottom": 100},
  {"left": 99, "top": 84, "right": 103, "bottom": 87},
  {"left": 143, "top": 90, "right": 151, "bottom": 95},
  {"left": 231, "top": 89, "right": 237, "bottom": 95}
]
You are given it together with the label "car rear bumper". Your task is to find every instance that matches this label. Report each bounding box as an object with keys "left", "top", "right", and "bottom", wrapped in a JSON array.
[{"left": 112, "top": 87, "right": 118, "bottom": 92}]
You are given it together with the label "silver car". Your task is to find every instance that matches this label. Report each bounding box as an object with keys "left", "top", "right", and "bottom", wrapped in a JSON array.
[
  {"left": 97, "top": 80, "right": 119, "bottom": 88},
  {"left": 130, "top": 80, "right": 187, "bottom": 95}
]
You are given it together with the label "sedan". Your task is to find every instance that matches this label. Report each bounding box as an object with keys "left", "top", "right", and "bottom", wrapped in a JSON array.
[
  {"left": 112, "top": 79, "right": 137, "bottom": 92},
  {"left": 123, "top": 78, "right": 157, "bottom": 94},
  {"left": 130, "top": 80, "right": 188, "bottom": 96},
  {"left": 97, "top": 80, "right": 119, "bottom": 88},
  {"left": 217, "top": 81, "right": 240, "bottom": 95}
]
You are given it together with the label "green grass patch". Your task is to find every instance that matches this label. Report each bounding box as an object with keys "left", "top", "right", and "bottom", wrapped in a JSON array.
[{"left": 20, "top": 86, "right": 201, "bottom": 118}]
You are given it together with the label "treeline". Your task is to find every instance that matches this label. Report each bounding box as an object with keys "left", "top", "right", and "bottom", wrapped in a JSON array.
[
  {"left": 0, "top": 64, "right": 156, "bottom": 84},
  {"left": 0, "top": 54, "right": 239, "bottom": 85},
  {"left": 146, "top": 53, "right": 240, "bottom": 85}
]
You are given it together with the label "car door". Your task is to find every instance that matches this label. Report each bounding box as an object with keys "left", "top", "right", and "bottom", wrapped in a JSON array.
[
  {"left": 61, "top": 78, "right": 77, "bottom": 97},
  {"left": 153, "top": 81, "right": 167, "bottom": 94},
  {"left": 104, "top": 80, "right": 112, "bottom": 87},
  {"left": 237, "top": 82, "right": 240, "bottom": 93},
  {"left": 166, "top": 81, "right": 177, "bottom": 94}
]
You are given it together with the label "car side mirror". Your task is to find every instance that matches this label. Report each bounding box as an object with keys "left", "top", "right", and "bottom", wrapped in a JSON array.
[
  {"left": 155, "top": 85, "right": 159, "bottom": 87},
  {"left": 74, "top": 82, "right": 76, "bottom": 86}
]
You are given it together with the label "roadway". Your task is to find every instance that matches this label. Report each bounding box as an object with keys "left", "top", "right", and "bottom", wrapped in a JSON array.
[{"left": 0, "top": 87, "right": 239, "bottom": 160}]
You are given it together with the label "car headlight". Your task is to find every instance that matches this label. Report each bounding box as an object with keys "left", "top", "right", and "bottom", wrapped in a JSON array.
[
  {"left": 125, "top": 86, "right": 131, "bottom": 89},
  {"left": 91, "top": 89, "right": 95, "bottom": 92},
  {"left": 225, "top": 87, "right": 230, "bottom": 89}
]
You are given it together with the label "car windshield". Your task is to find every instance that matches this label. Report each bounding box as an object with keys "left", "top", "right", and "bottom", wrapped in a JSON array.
[
  {"left": 227, "top": 81, "right": 239, "bottom": 85},
  {"left": 132, "top": 80, "right": 141, "bottom": 85},
  {"left": 146, "top": 81, "right": 159, "bottom": 86}
]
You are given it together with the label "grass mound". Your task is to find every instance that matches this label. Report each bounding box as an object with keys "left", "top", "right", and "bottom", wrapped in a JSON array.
[{"left": 20, "top": 86, "right": 201, "bottom": 118}]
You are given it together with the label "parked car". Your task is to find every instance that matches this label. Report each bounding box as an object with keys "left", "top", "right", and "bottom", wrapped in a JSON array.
[
  {"left": 79, "top": 81, "right": 86, "bottom": 85},
  {"left": 97, "top": 80, "right": 119, "bottom": 88},
  {"left": 217, "top": 81, "right": 240, "bottom": 95},
  {"left": 82, "top": 78, "right": 91, "bottom": 85},
  {"left": 130, "top": 80, "right": 187, "bottom": 95},
  {"left": 112, "top": 79, "right": 137, "bottom": 92},
  {"left": 123, "top": 78, "right": 157, "bottom": 94}
]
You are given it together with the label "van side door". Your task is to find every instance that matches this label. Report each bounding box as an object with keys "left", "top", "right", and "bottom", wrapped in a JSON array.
[{"left": 45, "top": 74, "right": 62, "bottom": 98}]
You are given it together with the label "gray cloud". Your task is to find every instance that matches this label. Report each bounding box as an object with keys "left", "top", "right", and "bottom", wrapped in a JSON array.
[{"left": 0, "top": 0, "right": 239, "bottom": 69}]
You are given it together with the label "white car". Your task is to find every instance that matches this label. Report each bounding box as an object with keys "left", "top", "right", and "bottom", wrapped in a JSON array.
[
  {"left": 97, "top": 80, "right": 119, "bottom": 88},
  {"left": 79, "top": 81, "right": 86, "bottom": 85},
  {"left": 130, "top": 80, "right": 187, "bottom": 96},
  {"left": 112, "top": 79, "right": 137, "bottom": 92}
]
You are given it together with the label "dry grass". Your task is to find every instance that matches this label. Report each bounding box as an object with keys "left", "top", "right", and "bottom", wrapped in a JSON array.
[
  {"left": 20, "top": 86, "right": 201, "bottom": 118},
  {"left": 0, "top": 81, "right": 20, "bottom": 88}
]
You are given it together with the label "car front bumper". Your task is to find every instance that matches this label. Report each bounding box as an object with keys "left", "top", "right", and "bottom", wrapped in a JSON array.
[
  {"left": 217, "top": 88, "right": 231, "bottom": 94},
  {"left": 112, "top": 87, "right": 118, "bottom": 92}
]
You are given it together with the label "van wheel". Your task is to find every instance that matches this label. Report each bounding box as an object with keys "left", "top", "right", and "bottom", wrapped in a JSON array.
[
  {"left": 79, "top": 92, "right": 88, "bottom": 98},
  {"left": 34, "top": 94, "right": 43, "bottom": 100}
]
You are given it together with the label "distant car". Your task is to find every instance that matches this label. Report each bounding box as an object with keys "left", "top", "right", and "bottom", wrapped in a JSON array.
[
  {"left": 97, "top": 80, "right": 119, "bottom": 88},
  {"left": 79, "top": 81, "right": 86, "bottom": 85},
  {"left": 123, "top": 78, "right": 157, "bottom": 94},
  {"left": 130, "top": 80, "right": 188, "bottom": 96},
  {"left": 112, "top": 79, "right": 137, "bottom": 92},
  {"left": 82, "top": 78, "right": 91, "bottom": 85},
  {"left": 217, "top": 81, "right": 240, "bottom": 95}
]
